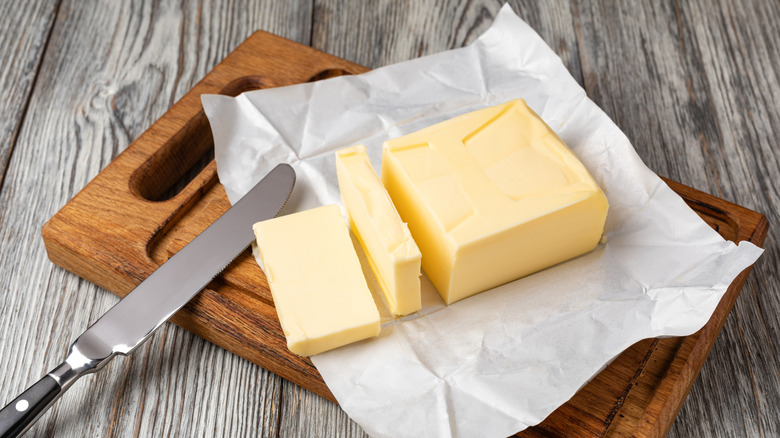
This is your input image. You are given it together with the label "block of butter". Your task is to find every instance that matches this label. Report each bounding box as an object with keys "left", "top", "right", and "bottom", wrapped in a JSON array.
[
  {"left": 253, "top": 205, "right": 380, "bottom": 356},
  {"left": 335, "top": 144, "right": 422, "bottom": 316},
  {"left": 382, "top": 99, "right": 609, "bottom": 305}
]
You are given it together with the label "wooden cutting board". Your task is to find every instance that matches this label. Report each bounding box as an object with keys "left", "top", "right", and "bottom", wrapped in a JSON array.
[{"left": 40, "top": 31, "right": 768, "bottom": 437}]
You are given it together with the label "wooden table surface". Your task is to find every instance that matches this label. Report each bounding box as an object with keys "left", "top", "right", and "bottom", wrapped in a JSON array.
[{"left": 0, "top": 1, "right": 776, "bottom": 436}]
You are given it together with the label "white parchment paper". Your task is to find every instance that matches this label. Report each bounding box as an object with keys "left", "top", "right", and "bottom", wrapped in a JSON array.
[{"left": 202, "top": 5, "right": 764, "bottom": 437}]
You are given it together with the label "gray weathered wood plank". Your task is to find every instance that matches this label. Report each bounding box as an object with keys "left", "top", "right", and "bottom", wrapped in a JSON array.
[
  {"left": 0, "top": 0, "right": 311, "bottom": 437},
  {"left": 667, "top": 1, "right": 780, "bottom": 436},
  {"left": 312, "top": 0, "right": 583, "bottom": 83},
  {"left": 0, "top": 0, "right": 59, "bottom": 187},
  {"left": 573, "top": 1, "right": 779, "bottom": 436}
]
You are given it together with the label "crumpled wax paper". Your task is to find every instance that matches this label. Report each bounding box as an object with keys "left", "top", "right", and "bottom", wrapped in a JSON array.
[{"left": 201, "top": 4, "right": 764, "bottom": 437}]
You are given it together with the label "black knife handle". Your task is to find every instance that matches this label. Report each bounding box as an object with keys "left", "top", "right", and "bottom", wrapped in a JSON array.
[{"left": 0, "top": 375, "right": 61, "bottom": 438}]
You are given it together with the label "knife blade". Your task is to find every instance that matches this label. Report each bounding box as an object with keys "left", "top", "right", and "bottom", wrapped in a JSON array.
[{"left": 0, "top": 163, "right": 295, "bottom": 438}]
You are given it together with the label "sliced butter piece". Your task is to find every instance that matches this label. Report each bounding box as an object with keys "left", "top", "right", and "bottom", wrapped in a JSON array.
[
  {"left": 381, "top": 99, "right": 608, "bottom": 305},
  {"left": 335, "top": 144, "right": 422, "bottom": 316},
  {"left": 253, "top": 205, "right": 380, "bottom": 356}
]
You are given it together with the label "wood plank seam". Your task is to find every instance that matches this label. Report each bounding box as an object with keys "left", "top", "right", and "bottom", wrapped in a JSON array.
[
  {"left": 0, "top": 0, "right": 62, "bottom": 192},
  {"left": 568, "top": 0, "right": 588, "bottom": 88}
]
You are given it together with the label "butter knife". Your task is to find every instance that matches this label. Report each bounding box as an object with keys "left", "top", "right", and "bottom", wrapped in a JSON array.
[{"left": 0, "top": 163, "right": 295, "bottom": 438}]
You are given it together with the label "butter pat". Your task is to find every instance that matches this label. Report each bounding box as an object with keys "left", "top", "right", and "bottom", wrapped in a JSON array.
[
  {"left": 336, "top": 145, "right": 422, "bottom": 316},
  {"left": 382, "top": 99, "right": 609, "bottom": 304},
  {"left": 253, "top": 205, "right": 380, "bottom": 356}
]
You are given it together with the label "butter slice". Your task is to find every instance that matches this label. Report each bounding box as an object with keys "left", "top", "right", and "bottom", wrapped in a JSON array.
[
  {"left": 253, "top": 205, "right": 380, "bottom": 356},
  {"left": 382, "top": 99, "right": 608, "bottom": 304},
  {"left": 336, "top": 145, "right": 422, "bottom": 316}
]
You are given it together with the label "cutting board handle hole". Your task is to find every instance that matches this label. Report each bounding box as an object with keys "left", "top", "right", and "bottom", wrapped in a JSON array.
[
  {"left": 129, "top": 111, "right": 216, "bottom": 202},
  {"left": 129, "top": 70, "right": 349, "bottom": 202},
  {"left": 307, "top": 69, "right": 350, "bottom": 82},
  {"left": 129, "top": 76, "right": 276, "bottom": 202},
  {"left": 221, "top": 75, "right": 270, "bottom": 96}
]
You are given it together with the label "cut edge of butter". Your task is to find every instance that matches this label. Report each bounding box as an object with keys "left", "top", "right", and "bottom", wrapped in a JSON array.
[
  {"left": 336, "top": 144, "right": 422, "bottom": 316},
  {"left": 253, "top": 205, "right": 381, "bottom": 356}
]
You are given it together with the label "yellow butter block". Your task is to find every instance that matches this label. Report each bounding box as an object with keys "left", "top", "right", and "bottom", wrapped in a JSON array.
[
  {"left": 382, "top": 99, "right": 608, "bottom": 304},
  {"left": 336, "top": 144, "right": 422, "bottom": 316},
  {"left": 253, "top": 205, "right": 380, "bottom": 356}
]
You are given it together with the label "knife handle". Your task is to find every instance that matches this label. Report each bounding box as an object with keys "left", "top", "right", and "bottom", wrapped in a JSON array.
[
  {"left": 0, "top": 355, "right": 93, "bottom": 438},
  {"left": 0, "top": 375, "right": 61, "bottom": 438}
]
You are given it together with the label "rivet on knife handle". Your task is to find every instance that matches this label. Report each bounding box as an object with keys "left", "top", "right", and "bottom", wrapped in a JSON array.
[{"left": 0, "top": 164, "right": 295, "bottom": 437}]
